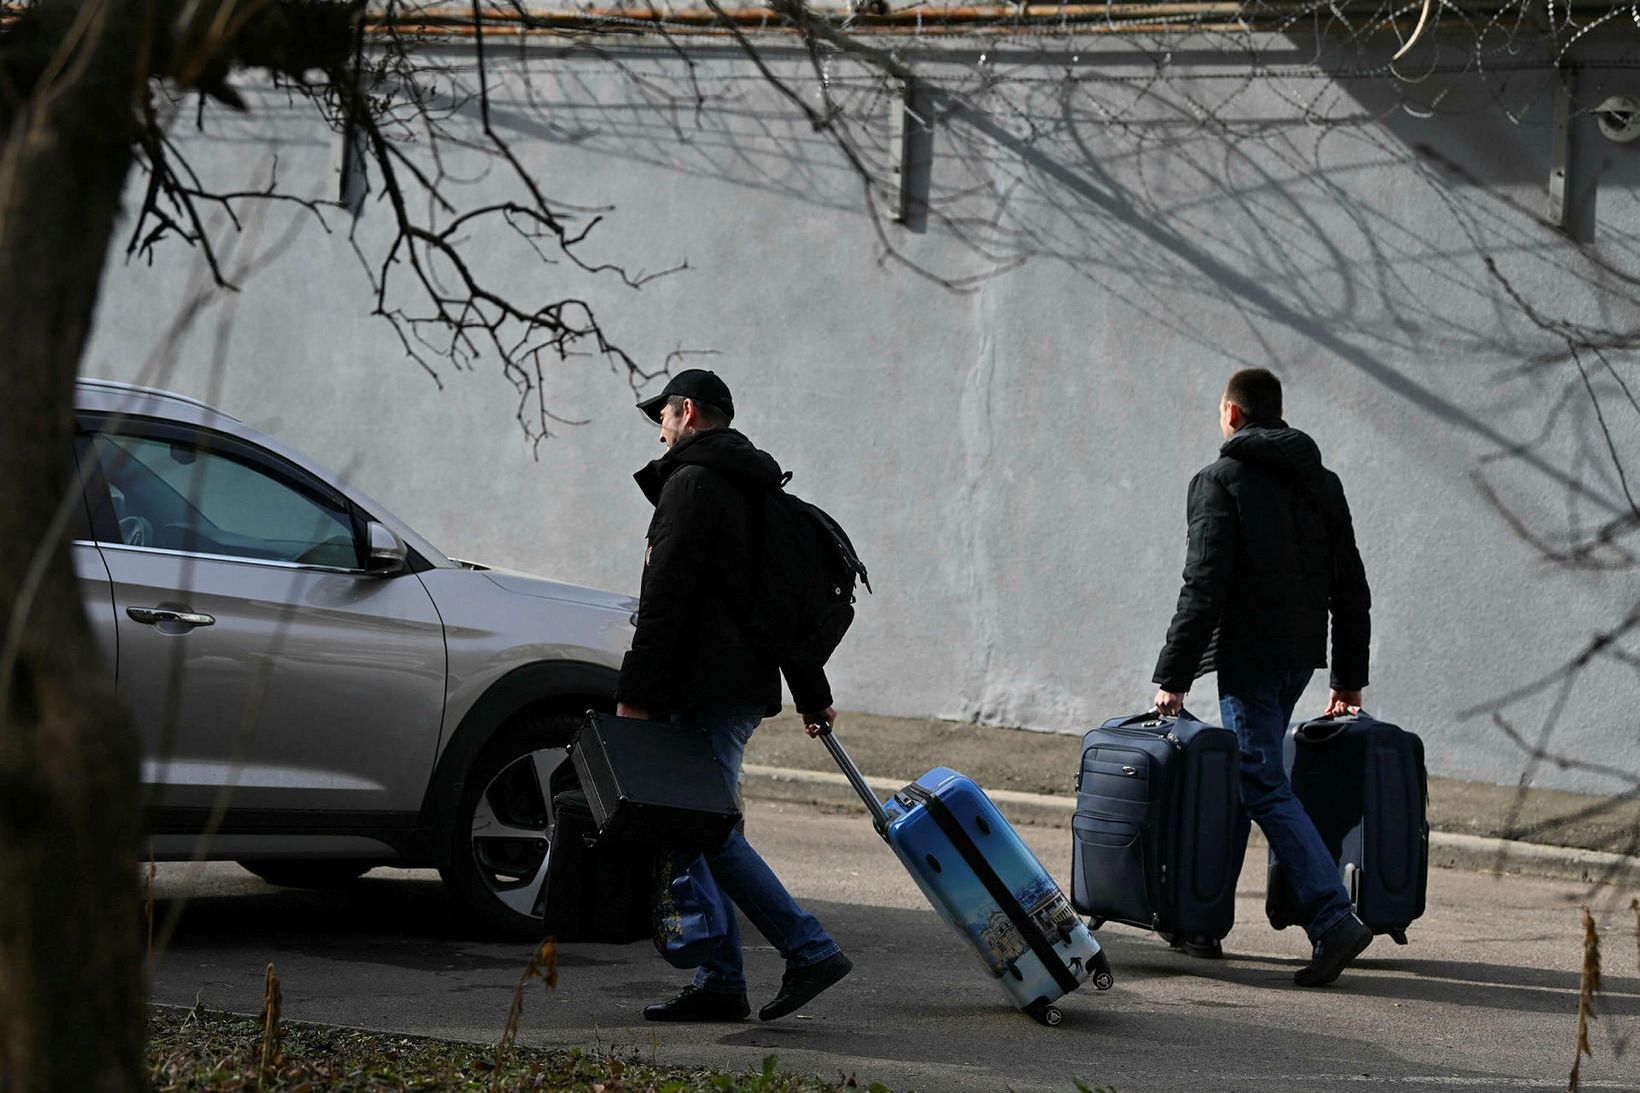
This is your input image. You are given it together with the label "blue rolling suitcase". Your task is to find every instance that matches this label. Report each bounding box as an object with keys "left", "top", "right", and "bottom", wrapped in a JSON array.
[
  {"left": 1266, "top": 712, "right": 1428, "bottom": 944},
  {"left": 818, "top": 726, "right": 1113, "bottom": 1026},
  {"left": 1070, "top": 710, "right": 1241, "bottom": 941}
]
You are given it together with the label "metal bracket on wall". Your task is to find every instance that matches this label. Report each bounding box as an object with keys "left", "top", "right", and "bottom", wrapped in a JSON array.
[
  {"left": 888, "top": 77, "right": 912, "bottom": 223},
  {"left": 333, "top": 123, "right": 369, "bottom": 217},
  {"left": 1547, "top": 67, "right": 1575, "bottom": 230}
]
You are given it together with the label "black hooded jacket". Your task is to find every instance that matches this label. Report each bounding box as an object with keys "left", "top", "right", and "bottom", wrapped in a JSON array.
[
  {"left": 1152, "top": 421, "right": 1371, "bottom": 693},
  {"left": 617, "top": 427, "right": 833, "bottom": 717}
]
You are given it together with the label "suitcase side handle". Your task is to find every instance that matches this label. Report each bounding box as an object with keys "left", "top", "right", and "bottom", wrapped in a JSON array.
[
  {"left": 1293, "top": 715, "right": 1370, "bottom": 745},
  {"left": 814, "top": 723, "right": 893, "bottom": 838}
]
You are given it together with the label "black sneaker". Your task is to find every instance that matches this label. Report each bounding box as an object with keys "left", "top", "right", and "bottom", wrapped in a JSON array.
[
  {"left": 758, "top": 952, "right": 853, "bottom": 1021},
  {"left": 1294, "top": 914, "right": 1373, "bottom": 987},
  {"left": 643, "top": 984, "right": 751, "bottom": 1022}
]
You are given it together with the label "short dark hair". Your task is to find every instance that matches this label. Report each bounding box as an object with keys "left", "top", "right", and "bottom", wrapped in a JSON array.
[
  {"left": 1224, "top": 368, "right": 1283, "bottom": 423},
  {"left": 666, "top": 394, "right": 730, "bottom": 429}
]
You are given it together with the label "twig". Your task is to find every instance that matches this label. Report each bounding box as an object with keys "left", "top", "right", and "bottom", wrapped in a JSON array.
[
  {"left": 259, "top": 962, "right": 283, "bottom": 1089},
  {"left": 494, "top": 938, "right": 558, "bottom": 1092}
]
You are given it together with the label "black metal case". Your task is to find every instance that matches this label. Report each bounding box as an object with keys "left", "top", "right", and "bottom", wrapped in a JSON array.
[{"left": 569, "top": 711, "right": 741, "bottom": 850}]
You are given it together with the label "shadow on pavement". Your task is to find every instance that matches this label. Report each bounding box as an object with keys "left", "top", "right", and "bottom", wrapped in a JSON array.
[
  {"left": 1096, "top": 931, "right": 1640, "bottom": 1017},
  {"left": 152, "top": 869, "right": 527, "bottom": 970},
  {"left": 155, "top": 871, "right": 1637, "bottom": 1018}
]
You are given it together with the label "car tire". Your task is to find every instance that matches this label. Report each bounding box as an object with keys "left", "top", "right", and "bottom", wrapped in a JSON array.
[
  {"left": 239, "top": 861, "right": 373, "bottom": 888},
  {"left": 439, "top": 711, "right": 578, "bottom": 937}
]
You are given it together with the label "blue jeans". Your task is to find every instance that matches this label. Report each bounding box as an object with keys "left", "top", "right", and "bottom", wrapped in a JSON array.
[
  {"left": 672, "top": 704, "right": 840, "bottom": 994},
  {"left": 1219, "top": 666, "right": 1354, "bottom": 944}
]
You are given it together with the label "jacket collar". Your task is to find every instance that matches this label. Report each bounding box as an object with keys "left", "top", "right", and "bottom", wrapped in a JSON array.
[{"left": 633, "top": 427, "right": 783, "bottom": 506}]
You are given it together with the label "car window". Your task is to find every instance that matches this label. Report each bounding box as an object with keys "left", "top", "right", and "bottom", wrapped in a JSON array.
[{"left": 90, "top": 432, "right": 361, "bottom": 568}]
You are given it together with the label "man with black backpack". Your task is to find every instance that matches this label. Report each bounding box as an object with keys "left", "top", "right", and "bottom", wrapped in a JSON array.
[
  {"left": 1149, "top": 368, "right": 1375, "bottom": 987},
  {"left": 615, "top": 369, "right": 856, "bottom": 1023}
]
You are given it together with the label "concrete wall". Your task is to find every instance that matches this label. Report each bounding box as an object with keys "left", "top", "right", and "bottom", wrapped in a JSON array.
[{"left": 84, "top": 37, "right": 1640, "bottom": 793}]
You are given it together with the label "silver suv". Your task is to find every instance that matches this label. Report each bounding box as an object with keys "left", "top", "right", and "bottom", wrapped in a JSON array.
[{"left": 72, "top": 379, "right": 635, "bottom": 935}]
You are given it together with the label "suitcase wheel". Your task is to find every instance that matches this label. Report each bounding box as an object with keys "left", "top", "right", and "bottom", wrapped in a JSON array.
[
  {"left": 1090, "top": 951, "right": 1115, "bottom": 991},
  {"left": 1026, "top": 1000, "right": 1063, "bottom": 1027},
  {"left": 1388, "top": 929, "right": 1408, "bottom": 946}
]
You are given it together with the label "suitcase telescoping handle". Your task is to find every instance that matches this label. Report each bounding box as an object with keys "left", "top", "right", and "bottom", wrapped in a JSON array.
[{"left": 813, "top": 722, "right": 893, "bottom": 839}]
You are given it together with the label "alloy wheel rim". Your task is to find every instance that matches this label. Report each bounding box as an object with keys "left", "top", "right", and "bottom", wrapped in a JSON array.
[{"left": 469, "top": 746, "right": 566, "bottom": 917}]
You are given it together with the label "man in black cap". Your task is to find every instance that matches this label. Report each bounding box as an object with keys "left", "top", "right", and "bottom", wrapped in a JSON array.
[{"left": 616, "top": 369, "right": 852, "bottom": 1022}]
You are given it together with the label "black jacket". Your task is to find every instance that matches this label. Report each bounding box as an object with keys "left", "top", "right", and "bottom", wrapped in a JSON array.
[
  {"left": 616, "top": 428, "right": 833, "bottom": 717},
  {"left": 1153, "top": 421, "right": 1371, "bottom": 693}
]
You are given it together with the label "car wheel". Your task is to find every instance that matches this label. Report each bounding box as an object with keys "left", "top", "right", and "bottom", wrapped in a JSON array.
[
  {"left": 439, "top": 712, "right": 576, "bottom": 937},
  {"left": 239, "top": 861, "right": 373, "bottom": 888}
]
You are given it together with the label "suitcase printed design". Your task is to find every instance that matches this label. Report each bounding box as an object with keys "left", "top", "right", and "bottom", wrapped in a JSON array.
[
  {"left": 821, "top": 732, "right": 1112, "bottom": 1026},
  {"left": 1266, "top": 712, "right": 1428, "bottom": 943},
  {"left": 1071, "top": 710, "right": 1241, "bottom": 941}
]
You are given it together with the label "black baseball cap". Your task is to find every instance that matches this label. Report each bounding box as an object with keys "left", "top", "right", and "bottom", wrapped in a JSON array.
[{"left": 636, "top": 368, "right": 735, "bottom": 424}]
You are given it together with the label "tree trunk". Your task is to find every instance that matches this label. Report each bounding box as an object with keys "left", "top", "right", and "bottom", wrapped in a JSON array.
[{"left": 0, "top": 7, "right": 147, "bottom": 1092}]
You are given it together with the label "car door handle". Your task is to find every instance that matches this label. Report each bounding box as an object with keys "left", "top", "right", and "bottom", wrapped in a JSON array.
[{"left": 127, "top": 607, "right": 216, "bottom": 628}]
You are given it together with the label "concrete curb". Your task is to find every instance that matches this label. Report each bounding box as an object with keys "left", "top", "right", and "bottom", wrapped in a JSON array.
[{"left": 741, "top": 764, "right": 1640, "bottom": 889}]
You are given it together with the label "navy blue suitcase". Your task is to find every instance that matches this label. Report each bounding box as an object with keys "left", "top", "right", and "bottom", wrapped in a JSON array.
[
  {"left": 1071, "top": 710, "right": 1241, "bottom": 940},
  {"left": 1266, "top": 712, "right": 1428, "bottom": 943}
]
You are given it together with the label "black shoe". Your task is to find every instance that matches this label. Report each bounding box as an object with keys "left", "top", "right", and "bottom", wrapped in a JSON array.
[
  {"left": 759, "top": 952, "right": 853, "bottom": 1021},
  {"left": 643, "top": 984, "right": 751, "bottom": 1022},
  {"left": 1168, "top": 933, "right": 1224, "bottom": 959},
  {"left": 1294, "top": 915, "right": 1373, "bottom": 987}
]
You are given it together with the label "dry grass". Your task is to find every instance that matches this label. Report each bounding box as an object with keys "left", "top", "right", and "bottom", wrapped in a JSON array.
[
  {"left": 260, "top": 964, "right": 284, "bottom": 1088},
  {"left": 1567, "top": 899, "right": 1640, "bottom": 1090},
  {"left": 1569, "top": 907, "right": 1601, "bottom": 1092},
  {"left": 147, "top": 1004, "right": 892, "bottom": 1091},
  {"left": 1632, "top": 899, "right": 1639, "bottom": 983},
  {"left": 494, "top": 940, "right": 558, "bottom": 1093}
]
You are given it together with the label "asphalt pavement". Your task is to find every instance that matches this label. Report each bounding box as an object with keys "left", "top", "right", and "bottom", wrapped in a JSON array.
[{"left": 148, "top": 799, "right": 1640, "bottom": 1093}]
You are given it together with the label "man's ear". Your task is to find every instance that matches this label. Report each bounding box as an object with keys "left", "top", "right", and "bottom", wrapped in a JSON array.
[{"left": 1225, "top": 400, "right": 1244, "bottom": 429}]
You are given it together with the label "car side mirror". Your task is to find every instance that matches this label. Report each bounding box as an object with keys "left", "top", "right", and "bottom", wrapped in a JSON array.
[{"left": 365, "top": 521, "right": 408, "bottom": 576}]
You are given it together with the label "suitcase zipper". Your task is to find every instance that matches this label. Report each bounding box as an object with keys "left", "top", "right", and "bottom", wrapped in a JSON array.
[
  {"left": 1077, "top": 745, "right": 1155, "bottom": 794},
  {"left": 1106, "top": 725, "right": 1186, "bottom": 753},
  {"left": 1102, "top": 728, "right": 1179, "bottom": 916}
]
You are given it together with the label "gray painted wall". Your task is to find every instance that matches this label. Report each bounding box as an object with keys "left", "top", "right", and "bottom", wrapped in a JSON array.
[{"left": 84, "top": 37, "right": 1640, "bottom": 793}]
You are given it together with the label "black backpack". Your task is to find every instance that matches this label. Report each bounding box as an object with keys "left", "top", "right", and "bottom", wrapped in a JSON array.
[{"left": 744, "top": 472, "right": 870, "bottom": 667}]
